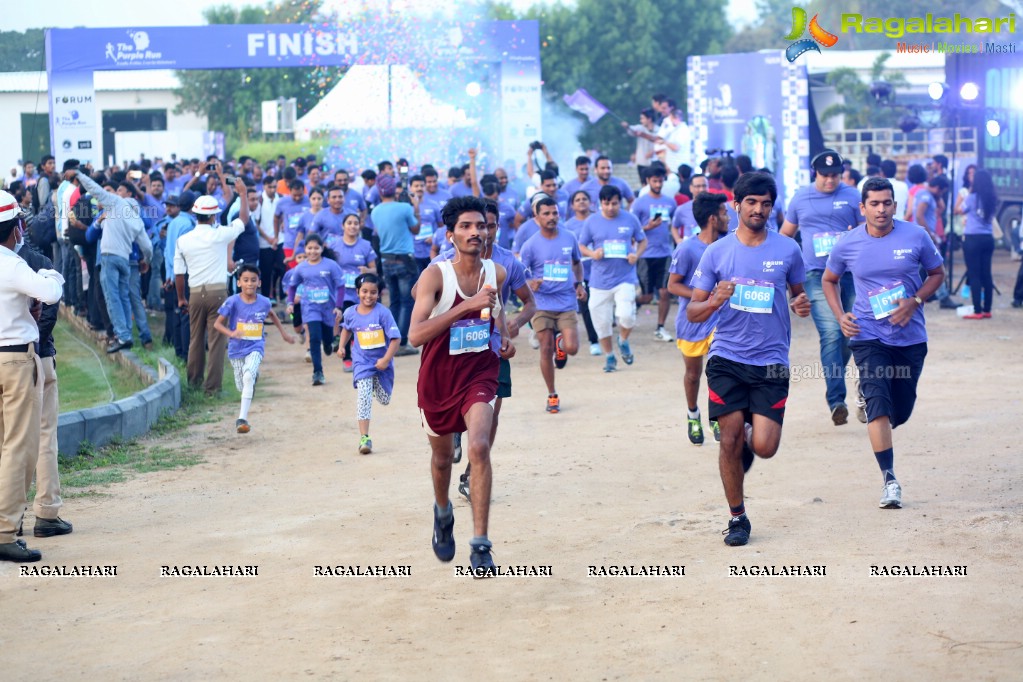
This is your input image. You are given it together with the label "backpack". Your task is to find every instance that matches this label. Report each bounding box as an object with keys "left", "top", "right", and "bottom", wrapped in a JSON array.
[{"left": 28, "top": 199, "right": 57, "bottom": 251}]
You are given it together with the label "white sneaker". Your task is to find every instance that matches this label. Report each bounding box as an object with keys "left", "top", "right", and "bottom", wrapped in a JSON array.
[
  {"left": 879, "top": 480, "right": 902, "bottom": 509},
  {"left": 654, "top": 327, "right": 673, "bottom": 342},
  {"left": 589, "top": 342, "right": 602, "bottom": 356},
  {"left": 304, "top": 350, "right": 312, "bottom": 363},
  {"left": 529, "top": 329, "right": 540, "bottom": 350}
]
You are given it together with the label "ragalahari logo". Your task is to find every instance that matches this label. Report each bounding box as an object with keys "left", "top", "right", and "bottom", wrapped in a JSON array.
[{"left": 784, "top": 7, "right": 838, "bottom": 62}]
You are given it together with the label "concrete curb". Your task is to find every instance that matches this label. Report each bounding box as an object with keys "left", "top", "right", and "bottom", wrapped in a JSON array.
[{"left": 56, "top": 308, "right": 181, "bottom": 457}]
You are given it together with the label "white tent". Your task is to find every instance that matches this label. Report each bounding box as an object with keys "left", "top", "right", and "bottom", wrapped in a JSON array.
[{"left": 295, "top": 65, "right": 476, "bottom": 140}]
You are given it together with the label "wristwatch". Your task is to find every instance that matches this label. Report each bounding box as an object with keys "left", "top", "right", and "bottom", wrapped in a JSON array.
[
  {"left": 574, "top": 281, "right": 584, "bottom": 288},
  {"left": 913, "top": 295, "right": 923, "bottom": 306}
]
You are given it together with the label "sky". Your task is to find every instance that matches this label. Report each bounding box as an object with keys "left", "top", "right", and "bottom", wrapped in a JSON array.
[{"left": 7, "top": 0, "right": 758, "bottom": 31}]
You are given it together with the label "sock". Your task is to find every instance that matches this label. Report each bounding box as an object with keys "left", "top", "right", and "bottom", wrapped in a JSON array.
[
  {"left": 874, "top": 447, "right": 895, "bottom": 482},
  {"left": 730, "top": 502, "right": 746, "bottom": 518},
  {"left": 434, "top": 501, "right": 453, "bottom": 520},
  {"left": 687, "top": 407, "right": 700, "bottom": 419},
  {"left": 470, "top": 535, "right": 491, "bottom": 549},
  {"left": 238, "top": 397, "right": 252, "bottom": 421},
  {"left": 239, "top": 372, "right": 255, "bottom": 420}
]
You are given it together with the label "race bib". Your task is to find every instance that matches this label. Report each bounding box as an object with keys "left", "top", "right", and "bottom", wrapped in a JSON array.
[
  {"left": 729, "top": 277, "right": 775, "bottom": 313},
  {"left": 868, "top": 282, "right": 907, "bottom": 320},
  {"left": 235, "top": 322, "right": 263, "bottom": 340},
  {"left": 449, "top": 318, "right": 490, "bottom": 355},
  {"left": 305, "top": 286, "right": 331, "bottom": 305},
  {"left": 417, "top": 222, "right": 434, "bottom": 241},
  {"left": 813, "top": 232, "right": 839, "bottom": 258},
  {"left": 343, "top": 270, "right": 358, "bottom": 289},
  {"left": 543, "top": 261, "right": 570, "bottom": 282},
  {"left": 356, "top": 325, "right": 386, "bottom": 350},
  {"left": 288, "top": 213, "right": 302, "bottom": 229},
  {"left": 603, "top": 239, "right": 628, "bottom": 259}
]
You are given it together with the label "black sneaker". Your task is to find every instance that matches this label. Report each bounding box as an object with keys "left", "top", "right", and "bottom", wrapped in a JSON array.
[
  {"left": 831, "top": 403, "right": 849, "bottom": 426},
  {"left": 452, "top": 432, "right": 463, "bottom": 464},
  {"left": 236, "top": 419, "right": 250, "bottom": 434},
  {"left": 106, "top": 338, "right": 133, "bottom": 354},
  {"left": 33, "top": 516, "right": 73, "bottom": 538},
  {"left": 722, "top": 515, "right": 751, "bottom": 546},
  {"left": 458, "top": 470, "right": 471, "bottom": 503},
  {"left": 0, "top": 541, "right": 42, "bottom": 562},
  {"left": 312, "top": 371, "right": 325, "bottom": 386},
  {"left": 939, "top": 297, "right": 959, "bottom": 309},
  {"left": 432, "top": 506, "right": 456, "bottom": 562},
  {"left": 742, "top": 441, "right": 755, "bottom": 473},
  {"left": 469, "top": 542, "right": 497, "bottom": 578}
]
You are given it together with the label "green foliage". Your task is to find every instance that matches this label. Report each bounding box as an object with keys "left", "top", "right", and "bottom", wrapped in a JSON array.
[
  {"left": 173, "top": 0, "right": 346, "bottom": 147},
  {"left": 231, "top": 140, "right": 325, "bottom": 164},
  {"left": 0, "top": 29, "right": 45, "bottom": 71},
  {"left": 820, "top": 53, "right": 909, "bottom": 128}
]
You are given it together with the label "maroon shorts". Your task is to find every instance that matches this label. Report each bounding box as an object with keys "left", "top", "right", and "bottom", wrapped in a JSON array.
[{"left": 420, "top": 377, "right": 498, "bottom": 437}]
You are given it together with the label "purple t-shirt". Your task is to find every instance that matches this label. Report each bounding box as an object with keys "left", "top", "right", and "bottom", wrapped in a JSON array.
[
  {"left": 580, "top": 177, "right": 636, "bottom": 206},
  {"left": 295, "top": 210, "right": 320, "bottom": 251},
  {"left": 519, "top": 230, "right": 582, "bottom": 313},
  {"left": 310, "top": 209, "right": 348, "bottom": 242},
  {"left": 450, "top": 182, "right": 476, "bottom": 198},
  {"left": 786, "top": 183, "right": 861, "bottom": 271},
  {"left": 673, "top": 201, "right": 739, "bottom": 237},
  {"left": 825, "top": 220, "right": 943, "bottom": 346},
  {"left": 690, "top": 230, "right": 806, "bottom": 366},
  {"left": 494, "top": 200, "right": 517, "bottom": 251},
  {"left": 512, "top": 218, "right": 540, "bottom": 255},
  {"left": 274, "top": 196, "right": 312, "bottom": 250},
  {"left": 669, "top": 239, "right": 716, "bottom": 342},
  {"left": 332, "top": 238, "right": 377, "bottom": 303},
  {"left": 578, "top": 211, "right": 646, "bottom": 290},
  {"left": 631, "top": 194, "right": 676, "bottom": 259},
  {"left": 563, "top": 216, "right": 592, "bottom": 280},
  {"left": 218, "top": 294, "right": 273, "bottom": 360},
  {"left": 342, "top": 303, "right": 399, "bottom": 393},
  {"left": 962, "top": 193, "right": 993, "bottom": 236},
  {"left": 424, "top": 188, "right": 451, "bottom": 208},
  {"left": 286, "top": 258, "right": 345, "bottom": 324},
  {"left": 415, "top": 197, "right": 444, "bottom": 260},
  {"left": 432, "top": 228, "right": 454, "bottom": 258},
  {"left": 342, "top": 188, "right": 367, "bottom": 214}
]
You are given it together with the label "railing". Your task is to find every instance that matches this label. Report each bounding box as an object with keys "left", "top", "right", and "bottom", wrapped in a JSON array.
[{"left": 823, "top": 127, "right": 977, "bottom": 167}]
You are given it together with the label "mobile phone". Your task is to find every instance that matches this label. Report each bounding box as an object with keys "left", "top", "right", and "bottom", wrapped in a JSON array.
[
  {"left": 225, "top": 175, "right": 236, "bottom": 184},
  {"left": 207, "top": 163, "right": 216, "bottom": 172},
  {"left": 129, "top": 170, "right": 142, "bottom": 180}
]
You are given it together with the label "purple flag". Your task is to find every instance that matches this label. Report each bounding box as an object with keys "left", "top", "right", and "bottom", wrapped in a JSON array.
[{"left": 562, "top": 88, "right": 609, "bottom": 124}]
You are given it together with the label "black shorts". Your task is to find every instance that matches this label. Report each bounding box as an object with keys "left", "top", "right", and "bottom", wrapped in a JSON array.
[
  {"left": 706, "top": 355, "right": 789, "bottom": 425},
  {"left": 497, "top": 358, "right": 512, "bottom": 399},
  {"left": 637, "top": 256, "right": 670, "bottom": 295},
  {"left": 850, "top": 340, "right": 927, "bottom": 428}
]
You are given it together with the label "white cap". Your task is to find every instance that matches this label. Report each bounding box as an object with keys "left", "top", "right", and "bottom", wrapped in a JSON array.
[
  {"left": 0, "top": 190, "right": 22, "bottom": 222},
  {"left": 192, "top": 195, "right": 221, "bottom": 215}
]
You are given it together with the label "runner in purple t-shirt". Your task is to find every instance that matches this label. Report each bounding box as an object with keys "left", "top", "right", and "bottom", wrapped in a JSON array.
[
  {"left": 631, "top": 166, "right": 678, "bottom": 342},
  {"left": 518, "top": 196, "right": 586, "bottom": 414},
  {"left": 687, "top": 172, "right": 811, "bottom": 547},
  {"left": 666, "top": 192, "right": 730, "bottom": 446},
  {"left": 823, "top": 177, "right": 945, "bottom": 511},
  {"left": 213, "top": 265, "right": 295, "bottom": 434}
]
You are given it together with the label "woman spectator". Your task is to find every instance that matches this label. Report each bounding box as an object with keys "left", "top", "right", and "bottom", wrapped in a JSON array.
[{"left": 955, "top": 168, "right": 997, "bottom": 319}]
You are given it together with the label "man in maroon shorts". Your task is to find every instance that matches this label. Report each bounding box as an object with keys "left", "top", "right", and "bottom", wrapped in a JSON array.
[{"left": 409, "top": 196, "right": 513, "bottom": 577}]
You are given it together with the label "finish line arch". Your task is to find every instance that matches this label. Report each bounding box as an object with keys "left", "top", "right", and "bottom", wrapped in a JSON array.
[{"left": 45, "top": 21, "right": 541, "bottom": 167}]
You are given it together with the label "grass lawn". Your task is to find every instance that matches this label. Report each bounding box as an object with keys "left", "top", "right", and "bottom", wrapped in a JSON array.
[{"left": 54, "top": 320, "right": 148, "bottom": 412}]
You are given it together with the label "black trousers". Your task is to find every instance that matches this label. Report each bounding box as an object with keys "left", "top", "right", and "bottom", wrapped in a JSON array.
[{"left": 962, "top": 234, "right": 994, "bottom": 313}]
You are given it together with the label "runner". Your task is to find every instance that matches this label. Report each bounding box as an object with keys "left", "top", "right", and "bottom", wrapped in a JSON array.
[
  {"left": 337, "top": 273, "right": 400, "bottom": 455},
  {"left": 213, "top": 265, "right": 296, "bottom": 433},
  {"left": 563, "top": 190, "right": 601, "bottom": 356},
  {"left": 285, "top": 233, "right": 345, "bottom": 386},
  {"left": 281, "top": 251, "right": 308, "bottom": 358},
  {"left": 631, "top": 166, "right": 678, "bottom": 342},
  {"left": 780, "top": 150, "right": 861, "bottom": 425},
  {"left": 291, "top": 186, "right": 323, "bottom": 267},
  {"left": 578, "top": 185, "right": 647, "bottom": 373},
  {"left": 666, "top": 192, "right": 730, "bottom": 445},
  {"left": 687, "top": 172, "right": 810, "bottom": 546},
  {"left": 408, "top": 196, "right": 514, "bottom": 576},
  {"left": 822, "top": 177, "right": 945, "bottom": 509},
  {"left": 332, "top": 212, "right": 377, "bottom": 372},
  {"left": 518, "top": 195, "right": 586, "bottom": 413}
]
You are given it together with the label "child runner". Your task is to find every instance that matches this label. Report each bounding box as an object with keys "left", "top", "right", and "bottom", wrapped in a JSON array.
[
  {"left": 332, "top": 212, "right": 377, "bottom": 372},
  {"left": 291, "top": 186, "right": 323, "bottom": 267},
  {"left": 337, "top": 273, "right": 400, "bottom": 454},
  {"left": 286, "top": 233, "right": 345, "bottom": 385},
  {"left": 281, "top": 251, "right": 308, "bottom": 355},
  {"left": 214, "top": 264, "right": 296, "bottom": 433}
]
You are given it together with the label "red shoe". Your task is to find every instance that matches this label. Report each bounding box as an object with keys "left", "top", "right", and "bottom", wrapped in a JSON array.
[
  {"left": 546, "top": 394, "right": 560, "bottom": 413},
  {"left": 343, "top": 359, "right": 353, "bottom": 372},
  {"left": 554, "top": 333, "right": 568, "bottom": 369},
  {"left": 962, "top": 313, "right": 985, "bottom": 320},
  {"left": 981, "top": 312, "right": 992, "bottom": 319}
]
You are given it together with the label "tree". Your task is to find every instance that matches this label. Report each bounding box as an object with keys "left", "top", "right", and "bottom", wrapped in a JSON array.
[
  {"left": 0, "top": 29, "right": 45, "bottom": 72},
  {"left": 173, "top": 1, "right": 346, "bottom": 150},
  {"left": 820, "top": 53, "right": 909, "bottom": 128},
  {"left": 725, "top": 0, "right": 809, "bottom": 53}
]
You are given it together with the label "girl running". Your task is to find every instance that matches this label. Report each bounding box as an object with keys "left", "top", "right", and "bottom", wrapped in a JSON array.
[
  {"left": 331, "top": 212, "right": 377, "bottom": 372},
  {"left": 286, "top": 233, "right": 345, "bottom": 385},
  {"left": 337, "top": 274, "right": 400, "bottom": 454},
  {"left": 290, "top": 186, "right": 324, "bottom": 267}
]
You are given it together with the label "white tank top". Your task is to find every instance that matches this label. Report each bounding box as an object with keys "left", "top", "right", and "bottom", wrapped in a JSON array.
[{"left": 430, "top": 259, "right": 500, "bottom": 320}]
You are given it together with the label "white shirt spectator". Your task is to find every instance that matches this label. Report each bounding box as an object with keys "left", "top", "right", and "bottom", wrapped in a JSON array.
[
  {"left": 173, "top": 219, "right": 245, "bottom": 287},
  {"left": 889, "top": 178, "right": 910, "bottom": 215},
  {"left": 659, "top": 115, "right": 692, "bottom": 172},
  {"left": 257, "top": 192, "right": 277, "bottom": 248},
  {"left": 0, "top": 245, "right": 63, "bottom": 346}
]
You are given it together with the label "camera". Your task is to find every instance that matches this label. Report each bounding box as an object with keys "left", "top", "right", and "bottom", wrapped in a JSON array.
[
  {"left": 529, "top": 141, "right": 544, "bottom": 152},
  {"left": 128, "top": 170, "right": 142, "bottom": 180},
  {"left": 225, "top": 175, "right": 236, "bottom": 185},
  {"left": 206, "top": 163, "right": 216, "bottom": 172}
]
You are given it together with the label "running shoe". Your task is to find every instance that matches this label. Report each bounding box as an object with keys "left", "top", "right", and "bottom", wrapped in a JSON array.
[
  {"left": 722, "top": 515, "right": 751, "bottom": 546},
  {"left": 546, "top": 394, "right": 560, "bottom": 414},
  {"left": 831, "top": 402, "right": 849, "bottom": 426},
  {"left": 469, "top": 542, "right": 497, "bottom": 578},
  {"left": 981, "top": 312, "right": 992, "bottom": 319},
  {"left": 304, "top": 350, "right": 312, "bottom": 363},
  {"left": 235, "top": 419, "right": 250, "bottom": 434},
  {"left": 879, "top": 480, "right": 902, "bottom": 509},
  {"left": 343, "top": 359, "right": 354, "bottom": 373},
  {"left": 855, "top": 382, "right": 867, "bottom": 424},
  {"left": 554, "top": 333, "right": 568, "bottom": 369},
  {"left": 618, "top": 337, "right": 634, "bottom": 365},
  {"left": 603, "top": 354, "right": 617, "bottom": 373},
  {"left": 359, "top": 435, "right": 372, "bottom": 455},
  {"left": 961, "top": 313, "right": 985, "bottom": 320},
  {"left": 332, "top": 337, "right": 341, "bottom": 354},
  {"left": 312, "top": 371, "right": 325, "bottom": 386},
  {"left": 654, "top": 327, "right": 673, "bottom": 342},
  {"left": 452, "top": 432, "right": 463, "bottom": 464},
  {"left": 741, "top": 440, "right": 755, "bottom": 473},
  {"left": 529, "top": 328, "right": 540, "bottom": 349},
  {"left": 458, "top": 471, "right": 471, "bottom": 503},
  {"left": 432, "top": 506, "right": 456, "bottom": 562},
  {"left": 687, "top": 417, "right": 704, "bottom": 445},
  {"left": 589, "top": 342, "right": 602, "bottom": 356},
  {"left": 711, "top": 420, "right": 721, "bottom": 443}
]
